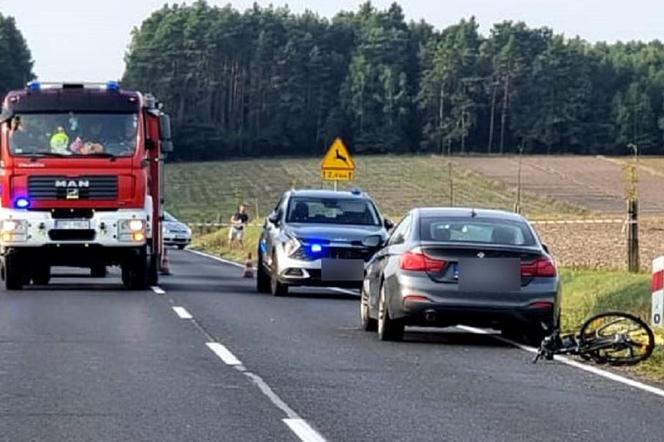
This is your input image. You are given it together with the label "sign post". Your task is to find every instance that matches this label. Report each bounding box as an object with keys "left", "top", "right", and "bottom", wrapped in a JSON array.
[
  {"left": 321, "top": 138, "right": 355, "bottom": 191},
  {"left": 651, "top": 257, "right": 664, "bottom": 328}
]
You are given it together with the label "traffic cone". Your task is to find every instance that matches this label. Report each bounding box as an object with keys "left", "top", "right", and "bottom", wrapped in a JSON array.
[
  {"left": 242, "top": 252, "right": 254, "bottom": 278},
  {"left": 161, "top": 248, "right": 172, "bottom": 275}
]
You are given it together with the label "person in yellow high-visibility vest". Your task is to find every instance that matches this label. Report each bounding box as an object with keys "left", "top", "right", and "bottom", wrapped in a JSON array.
[{"left": 49, "top": 126, "right": 70, "bottom": 154}]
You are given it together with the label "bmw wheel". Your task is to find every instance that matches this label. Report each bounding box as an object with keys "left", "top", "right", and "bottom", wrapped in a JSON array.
[
  {"left": 360, "top": 287, "right": 377, "bottom": 331},
  {"left": 269, "top": 254, "right": 288, "bottom": 297},
  {"left": 377, "top": 284, "right": 403, "bottom": 341}
]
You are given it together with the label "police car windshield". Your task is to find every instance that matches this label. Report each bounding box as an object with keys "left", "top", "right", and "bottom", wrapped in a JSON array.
[
  {"left": 286, "top": 197, "right": 380, "bottom": 226},
  {"left": 8, "top": 113, "right": 138, "bottom": 157}
]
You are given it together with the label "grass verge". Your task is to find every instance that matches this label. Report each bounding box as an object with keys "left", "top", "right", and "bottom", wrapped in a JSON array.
[{"left": 192, "top": 230, "right": 663, "bottom": 381}]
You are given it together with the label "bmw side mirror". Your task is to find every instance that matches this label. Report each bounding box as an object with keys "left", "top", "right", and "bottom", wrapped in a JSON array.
[{"left": 384, "top": 218, "right": 394, "bottom": 230}]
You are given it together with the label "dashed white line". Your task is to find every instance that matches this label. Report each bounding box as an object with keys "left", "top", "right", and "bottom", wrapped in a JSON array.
[
  {"left": 206, "top": 342, "right": 242, "bottom": 366},
  {"left": 172, "top": 306, "right": 193, "bottom": 319},
  {"left": 151, "top": 286, "right": 166, "bottom": 295},
  {"left": 284, "top": 419, "right": 327, "bottom": 442},
  {"left": 457, "top": 325, "right": 664, "bottom": 399}
]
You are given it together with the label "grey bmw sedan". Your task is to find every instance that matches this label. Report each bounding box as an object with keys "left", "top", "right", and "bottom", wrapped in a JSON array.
[{"left": 361, "top": 208, "right": 560, "bottom": 342}]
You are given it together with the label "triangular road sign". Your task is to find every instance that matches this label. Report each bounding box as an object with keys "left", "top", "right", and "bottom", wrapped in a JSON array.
[{"left": 321, "top": 138, "right": 355, "bottom": 171}]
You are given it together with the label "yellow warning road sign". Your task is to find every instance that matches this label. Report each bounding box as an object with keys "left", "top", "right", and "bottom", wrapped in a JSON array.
[{"left": 321, "top": 138, "right": 355, "bottom": 181}]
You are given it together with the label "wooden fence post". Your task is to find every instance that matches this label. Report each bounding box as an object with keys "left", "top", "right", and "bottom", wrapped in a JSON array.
[{"left": 627, "top": 199, "right": 639, "bottom": 273}]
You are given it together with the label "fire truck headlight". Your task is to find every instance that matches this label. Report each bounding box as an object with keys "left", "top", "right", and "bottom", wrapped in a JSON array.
[
  {"left": 118, "top": 219, "right": 147, "bottom": 242},
  {"left": 0, "top": 219, "right": 28, "bottom": 242},
  {"left": 1, "top": 219, "right": 26, "bottom": 233}
]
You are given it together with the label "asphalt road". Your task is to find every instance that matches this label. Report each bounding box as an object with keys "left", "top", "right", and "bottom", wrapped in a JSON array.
[{"left": 1, "top": 249, "right": 662, "bottom": 442}]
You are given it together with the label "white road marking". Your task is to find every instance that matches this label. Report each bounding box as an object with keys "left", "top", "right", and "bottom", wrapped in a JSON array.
[
  {"left": 330, "top": 287, "right": 360, "bottom": 296},
  {"left": 151, "top": 286, "right": 166, "bottom": 295},
  {"left": 188, "top": 249, "right": 244, "bottom": 268},
  {"left": 457, "top": 325, "right": 664, "bottom": 399},
  {"left": 172, "top": 306, "right": 193, "bottom": 319},
  {"left": 206, "top": 342, "right": 242, "bottom": 366},
  {"left": 283, "top": 419, "right": 327, "bottom": 442}
]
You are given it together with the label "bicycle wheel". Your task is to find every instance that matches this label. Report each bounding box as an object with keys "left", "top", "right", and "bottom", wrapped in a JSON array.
[{"left": 578, "top": 311, "right": 655, "bottom": 366}]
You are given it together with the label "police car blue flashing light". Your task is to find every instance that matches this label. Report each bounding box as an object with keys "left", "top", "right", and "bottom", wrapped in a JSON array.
[
  {"left": 106, "top": 81, "right": 120, "bottom": 92},
  {"left": 15, "top": 197, "right": 30, "bottom": 209},
  {"left": 27, "top": 81, "right": 41, "bottom": 92},
  {"left": 310, "top": 244, "right": 323, "bottom": 253}
]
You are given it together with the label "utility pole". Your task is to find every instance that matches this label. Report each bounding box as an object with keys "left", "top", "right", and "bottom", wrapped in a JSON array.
[
  {"left": 514, "top": 142, "right": 524, "bottom": 214},
  {"left": 626, "top": 143, "right": 639, "bottom": 273},
  {"left": 448, "top": 161, "right": 454, "bottom": 207}
]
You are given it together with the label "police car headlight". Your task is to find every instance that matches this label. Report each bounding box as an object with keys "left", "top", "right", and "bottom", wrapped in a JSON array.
[{"left": 284, "top": 236, "right": 301, "bottom": 256}]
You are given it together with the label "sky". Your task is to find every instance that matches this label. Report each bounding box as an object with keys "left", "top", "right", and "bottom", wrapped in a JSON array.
[{"left": 1, "top": 0, "right": 662, "bottom": 82}]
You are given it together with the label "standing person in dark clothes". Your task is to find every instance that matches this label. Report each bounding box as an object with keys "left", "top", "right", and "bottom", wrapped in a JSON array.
[{"left": 229, "top": 204, "right": 250, "bottom": 250}]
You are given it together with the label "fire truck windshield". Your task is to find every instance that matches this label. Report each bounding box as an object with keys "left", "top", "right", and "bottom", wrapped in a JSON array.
[{"left": 8, "top": 113, "right": 138, "bottom": 157}]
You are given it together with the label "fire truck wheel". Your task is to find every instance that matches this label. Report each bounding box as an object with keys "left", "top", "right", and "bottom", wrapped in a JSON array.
[
  {"left": 121, "top": 265, "right": 131, "bottom": 287},
  {"left": 91, "top": 265, "right": 107, "bottom": 278},
  {"left": 148, "top": 254, "right": 159, "bottom": 286},
  {"left": 32, "top": 266, "right": 51, "bottom": 285},
  {"left": 127, "top": 254, "right": 149, "bottom": 290},
  {"left": 4, "top": 254, "right": 24, "bottom": 290}
]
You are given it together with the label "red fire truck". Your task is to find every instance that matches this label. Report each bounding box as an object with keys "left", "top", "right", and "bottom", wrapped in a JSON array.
[{"left": 0, "top": 81, "right": 172, "bottom": 290}]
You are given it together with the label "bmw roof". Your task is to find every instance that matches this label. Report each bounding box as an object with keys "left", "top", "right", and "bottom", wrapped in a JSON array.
[{"left": 412, "top": 207, "right": 529, "bottom": 221}]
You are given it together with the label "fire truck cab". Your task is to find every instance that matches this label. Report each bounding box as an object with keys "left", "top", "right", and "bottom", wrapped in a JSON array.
[{"left": 0, "top": 81, "right": 171, "bottom": 290}]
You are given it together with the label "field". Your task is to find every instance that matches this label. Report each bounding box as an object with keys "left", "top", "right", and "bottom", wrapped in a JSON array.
[
  {"left": 455, "top": 155, "right": 664, "bottom": 214},
  {"left": 165, "top": 155, "right": 586, "bottom": 222}
]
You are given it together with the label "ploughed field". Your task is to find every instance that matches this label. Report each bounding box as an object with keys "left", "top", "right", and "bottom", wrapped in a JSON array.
[
  {"left": 454, "top": 155, "right": 664, "bottom": 214},
  {"left": 166, "top": 155, "right": 664, "bottom": 270}
]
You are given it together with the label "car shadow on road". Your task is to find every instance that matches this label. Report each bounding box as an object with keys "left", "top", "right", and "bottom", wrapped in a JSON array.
[
  {"left": 161, "top": 278, "right": 361, "bottom": 300},
  {"left": 400, "top": 328, "right": 512, "bottom": 348},
  {"left": 18, "top": 283, "right": 129, "bottom": 292}
]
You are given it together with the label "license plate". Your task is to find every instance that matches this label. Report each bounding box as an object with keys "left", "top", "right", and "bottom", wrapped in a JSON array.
[
  {"left": 321, "top": 259, "right": 364, "bottom": 282},
  {"left": 176, "top": 235, "right": 187, "bottom": 239},
  {"left": 55, "top": 220, "right": 90, "bottom": 230}
]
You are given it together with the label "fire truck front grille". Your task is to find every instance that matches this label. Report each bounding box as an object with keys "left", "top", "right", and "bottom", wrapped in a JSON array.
[{"left": 28, "top": 176, "right": 118, "bottom": 200}]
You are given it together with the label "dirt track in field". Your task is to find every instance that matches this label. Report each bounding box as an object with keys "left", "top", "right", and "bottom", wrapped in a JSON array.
[{"left": 454, "top": 155, "right": 664, "bottom": 214}]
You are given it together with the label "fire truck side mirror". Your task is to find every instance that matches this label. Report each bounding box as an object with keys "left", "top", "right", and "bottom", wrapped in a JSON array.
[
  {"left": 159, "top": 114, "right": 172, "bottom": 142},
  {"left": 162, "top": 141, "right": 174, "bottom": 153}
]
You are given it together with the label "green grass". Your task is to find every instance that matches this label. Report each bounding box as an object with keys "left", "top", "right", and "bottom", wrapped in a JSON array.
[
  {"left": 559, "top": 268, "right": 664, "bottom": 380},
  {"left": 191, "top": 231, "right": 664, "bottom": 381},
  {"left": 165, "top": 155, "right": 588, "bottom": 222}
]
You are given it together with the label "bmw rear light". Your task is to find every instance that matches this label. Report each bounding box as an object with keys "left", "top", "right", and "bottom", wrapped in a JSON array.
[
  {"left": 400, "top": 251, "right": 447, "bottom": 273},
  {"left": 521, "top": 258, "right": 557, "bottom": 277}
]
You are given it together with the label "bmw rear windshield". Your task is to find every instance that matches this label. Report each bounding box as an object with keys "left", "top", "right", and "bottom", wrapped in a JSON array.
[
  {"left": 286, "top": 197, "right": 380, "bottom": 226},
  {"left": 419, "top": 216, "right": 537, "bottom": 246}
]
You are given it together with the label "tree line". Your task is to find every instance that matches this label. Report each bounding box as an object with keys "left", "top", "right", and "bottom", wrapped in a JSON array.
[
  {"left": 0, "top": 13, "right": 33, "bottom": 97},
  {"left": 3, "top": 3, "right": 664, "bottom": 160}
]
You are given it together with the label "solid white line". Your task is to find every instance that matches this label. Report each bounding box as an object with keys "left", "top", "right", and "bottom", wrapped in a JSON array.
[
  {"left": 151, "top": 286, "right": 166, "bottom": 295},
  {"left": 206, "top": 342, "right": 242, "bottom": 366},
  {"left": 330, "top": 287, "right": 360, "bottom": 296},
  {"left": 283, "top": 419, "right": 327, "bottom": 442},
  {"left": 457, "top": 325, "right": 664, "bottom": 399},
  {"left": 243, "top": 371, "right": 299, "bottom": 419},
  {"left": 172, "top": 306, "right": 193, "bottom": 319},
  {"left": 188, "top": 249, "right": 244, "bottom": 268}
]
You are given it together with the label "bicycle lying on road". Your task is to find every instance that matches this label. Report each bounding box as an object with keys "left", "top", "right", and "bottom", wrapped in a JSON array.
[{"left": 533, "top": 311, "right": 656, "bottom": 366}]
